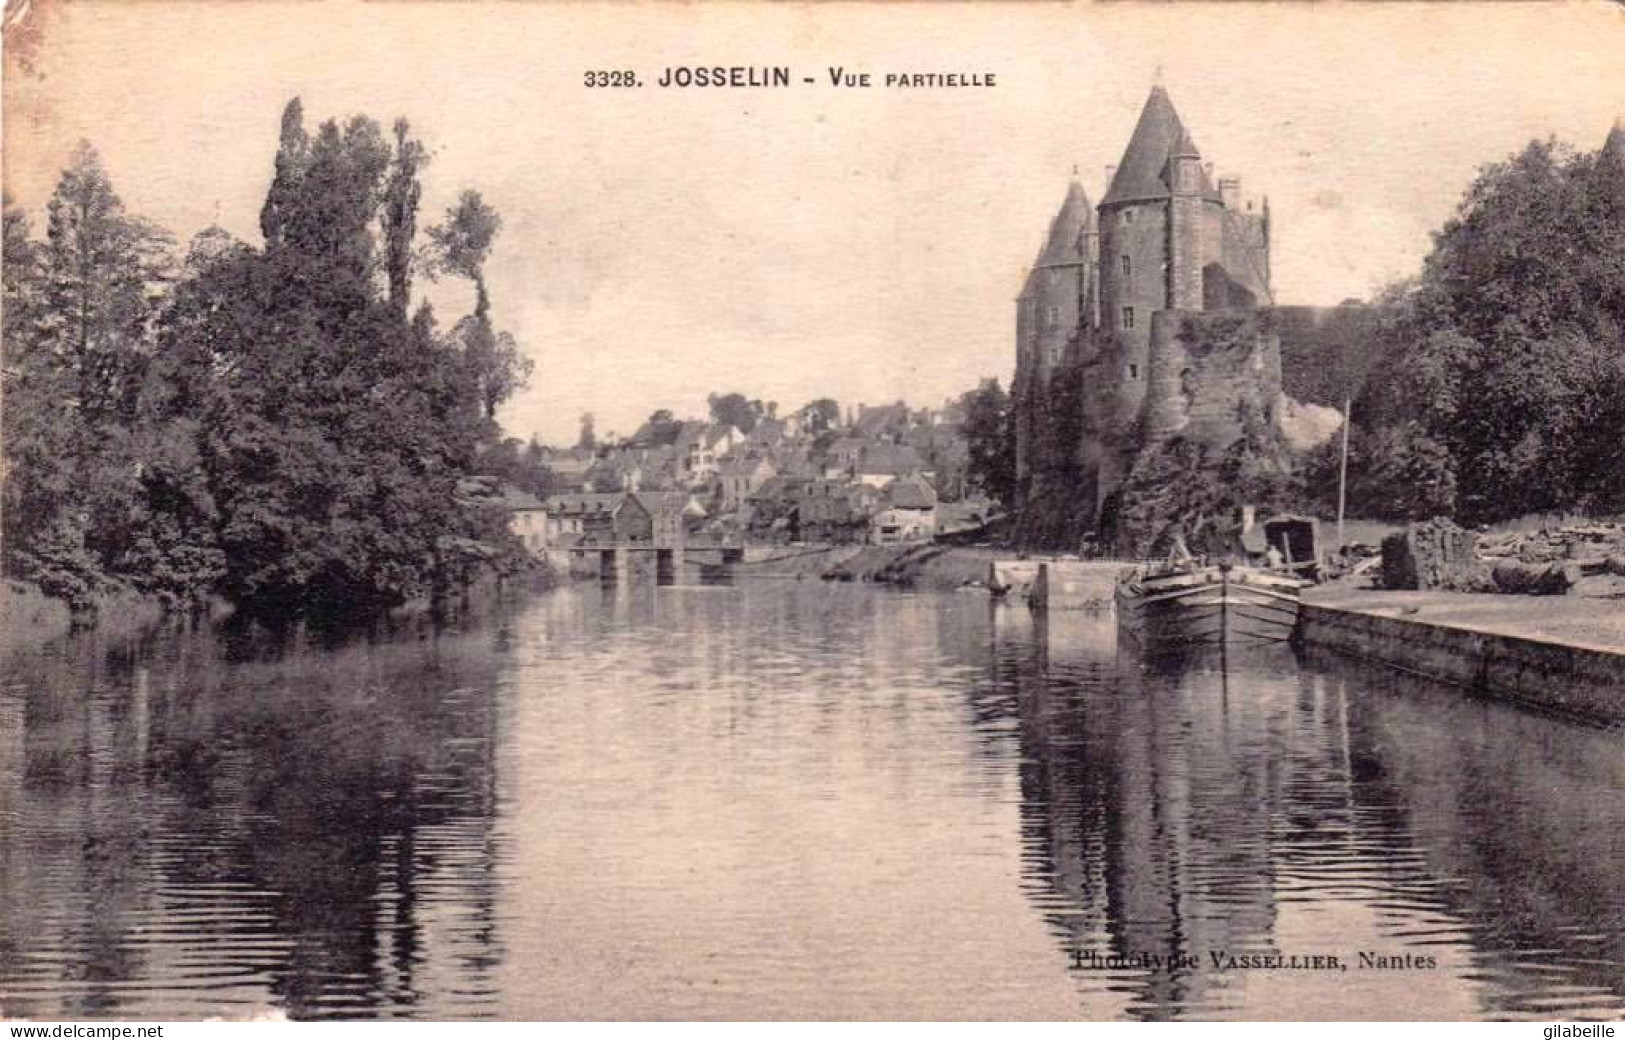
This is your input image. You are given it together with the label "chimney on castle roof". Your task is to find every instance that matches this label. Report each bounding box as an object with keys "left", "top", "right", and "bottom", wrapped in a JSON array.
[{"left": 1219, "top": 176, "right": 1241, "bottom": 209}]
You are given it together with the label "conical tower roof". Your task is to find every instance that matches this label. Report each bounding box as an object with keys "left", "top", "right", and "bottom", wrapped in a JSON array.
[
  {"left": 1019, "top": 179, "right": 1091, "bottom": 300},
  {"left": 1100, "top": 84, "right": 1218, "bottom": 207},
  {"left": 1038, "top": 179, "right": 1091, "bottom": 265},
  {"left": 1603, "top": 117, "right": 1625, "bottom": 161}
]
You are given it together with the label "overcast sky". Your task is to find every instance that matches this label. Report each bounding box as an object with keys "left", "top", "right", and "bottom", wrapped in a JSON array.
[{"left": 6, "top": 1, "right": 1623, "bottom": 445}]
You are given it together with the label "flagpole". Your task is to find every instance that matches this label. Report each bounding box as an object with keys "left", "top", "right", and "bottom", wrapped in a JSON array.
[{"left": 1337, "top": 395, "right": 1351, "bottom": 551}]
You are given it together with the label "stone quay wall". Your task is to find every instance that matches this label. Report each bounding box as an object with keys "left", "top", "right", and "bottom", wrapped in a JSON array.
[{"left": 1298, "top": 602, "right": 1625, "bottom": 727}]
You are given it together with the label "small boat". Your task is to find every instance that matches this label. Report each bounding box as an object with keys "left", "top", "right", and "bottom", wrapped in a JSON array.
[{"left": 1115, "top": 561, "right": 1305, "bottom": 648}]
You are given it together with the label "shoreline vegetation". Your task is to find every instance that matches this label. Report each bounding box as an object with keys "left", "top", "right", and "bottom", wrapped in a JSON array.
[
  {"left": 3, "top": 100, "right": 535, "bottom": 630},
  {"left": 0, "top": 563, "right": 560, "bottom": 652}
]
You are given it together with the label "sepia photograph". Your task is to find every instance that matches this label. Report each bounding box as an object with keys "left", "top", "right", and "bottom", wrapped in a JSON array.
[{"left": 1, "top": 0, "right": 1623, "bottom": 1025}]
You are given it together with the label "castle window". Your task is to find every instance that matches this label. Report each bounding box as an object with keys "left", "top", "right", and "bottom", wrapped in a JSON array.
[
  {"left": 1121, "top": 255, "right": 1131, "bottom": 277},
  {"left": 1121, "top": 210, "right": 1135, "bottom": 226},
  {"left": 1046, "top": 305, "right": 1060, "bottom": 329},
  {"left": 1121, "top": 306, "right": 1135, "bottom": 330},
  {"left": 1129, "top": 363, "right": 1140, "bottom": 380}
]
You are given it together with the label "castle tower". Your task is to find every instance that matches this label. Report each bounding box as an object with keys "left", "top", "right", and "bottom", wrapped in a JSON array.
[
  {"left": 1016, "top": 178, "right": 1094, "bottom": 378},
  {"left": 1014, "top": 178, "right": 1095, "bottom": 490},
  {"left": 1095, "top": 85, "right": 1222, "bottom": 430},
  {"left": 1008, "top": 81, "right": 1279, "bottom": 541}
]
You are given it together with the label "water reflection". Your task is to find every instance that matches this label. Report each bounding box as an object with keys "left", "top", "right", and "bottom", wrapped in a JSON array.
[
  {"left": 1, "top": 616, "right": 508, "bottom": 1019},
  {"left": 992, "top": 610, "right": 1625, "bottom": 1020},
  {"left": 1, "top": 583, "right": 1621, "bottom": 1020}
]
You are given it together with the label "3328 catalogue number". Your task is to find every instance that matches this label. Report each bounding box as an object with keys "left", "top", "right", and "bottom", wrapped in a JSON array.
[{"left": 584, "top": 70, "right": 640, "bottom": 88}]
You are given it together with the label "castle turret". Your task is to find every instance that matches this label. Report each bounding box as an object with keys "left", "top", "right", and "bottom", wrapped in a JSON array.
[
  {"left": 1017, "top": 178, "right": 1093, "bottom": 376},
  {"left": 1168, "top": 125, "right": 1207, "bottom": 310},
  {"left": 1015, "top": 178, "right": 1096, "bottom": 491}
]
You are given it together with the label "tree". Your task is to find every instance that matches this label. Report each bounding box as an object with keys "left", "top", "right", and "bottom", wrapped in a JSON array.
[
  {"left": 799, "top": 397, "right": 841, "bottom": 435},
  {"left": 168, "top": 104, "right": 506, "bottom": 614},
  {"left": 960, "top": 378, "right": 1016, "bottom": 505},
  {"left": 707, "top": 391, "right": 763, "bottom": 433},
  {"left": 1337, "top": 134, "right": 1625, "bottom": 524},
  {"left": 4, "top": 107, "right": 534, "bottom": 617},
  {"left": 1, "top": 149, "right": 179, "bottom": 607},
  {"left": 1, "top": 195, "right": 99, "bottom": 605},
  {"left": 381, "top": 118, "right": 427, "bottom": 318},
  {"left": 430, "top": 190, "right": 533, "bottom": 421},
  {"left": 38, "top": 142, "right": 174, "bottom": 424}
]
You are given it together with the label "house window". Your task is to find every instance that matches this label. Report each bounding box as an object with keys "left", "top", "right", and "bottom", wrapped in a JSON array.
[
  {"left": 1128, "top": 363, "right": 1140, "bottom": 380},
  {"left": 1121, "top": 255, "right": 1131, "bottom": 277},
  {"left": 1121, "top": 209, "right": 1135, "bottom": 226},
  {"left": 1121, "top": 306, "right": 1135, "bottom": 330},
  {"left": 1046, "top": 305, "right": 1060, "bottom": 329}
]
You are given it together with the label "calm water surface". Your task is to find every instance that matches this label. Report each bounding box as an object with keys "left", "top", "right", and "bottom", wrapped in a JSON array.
[{"left": 1, "top": 581, "right": 1622, "bottom": 1020}]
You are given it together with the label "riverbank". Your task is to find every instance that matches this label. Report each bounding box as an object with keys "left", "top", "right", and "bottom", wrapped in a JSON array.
[
  {"left": 1300, "top": 585, "right": 1625, "bottom": 726},
  {"left": 732, "top": 544, "right": 865, "bottom": 578},
  {"left": 821, "top": 544, "right": 1002, "bottom": 591},
  {"left": 1, "top": 559, "right": 558, "bottom": 653},
  {"left": 0, "top": 579, "right": 180, "bottom": 650}
]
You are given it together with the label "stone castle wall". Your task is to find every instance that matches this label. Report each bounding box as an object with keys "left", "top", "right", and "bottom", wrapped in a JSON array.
[
  {"left": 1141, "top": 309, "right": 1284, "bottom": 450},
  {"left": 1096, "top": 201, "right": 1168, "bottom": 426}
]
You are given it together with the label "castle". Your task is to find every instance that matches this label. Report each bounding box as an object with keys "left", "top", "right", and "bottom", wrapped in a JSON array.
[{"left": 1013, "top": 83, "right": 1299, "bottom": 544}]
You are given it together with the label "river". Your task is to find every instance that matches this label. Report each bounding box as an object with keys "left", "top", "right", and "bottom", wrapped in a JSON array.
[{"left": 1, "top": 580, "right": 1621, "bottom": 1020}]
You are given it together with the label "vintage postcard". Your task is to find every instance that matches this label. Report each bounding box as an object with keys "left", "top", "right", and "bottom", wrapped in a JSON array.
[{"left": 2, "top": 0, "right": 1623, "bottom": 1025}]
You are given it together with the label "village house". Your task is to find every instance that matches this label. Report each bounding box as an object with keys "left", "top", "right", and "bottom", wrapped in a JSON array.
[
  {"left": 537, "top": 446, "right": 596, "bottom": 492},
  {"left": 672, "top": 421, "right": 745, "bottom": 484},
  {"left": 500, "top": 485, "right": 551, "bottom": 554},
  {"left": 713, "top": 453, "right": 778, "bottom": 514},
  {"left": 821, "top": 436, "right": 869, "bottom": 479},
  {"left": 544, "top": 492, "right": 624, "bottom": 543},
  {"left": 852, "top": 402, "right": 912, "bottom": 444},
  {"left": 870, "top": 474, "right": 938, "bottom": 544},
  {"left": 855, "top": 443, "right": 932, "bottom": 489}
]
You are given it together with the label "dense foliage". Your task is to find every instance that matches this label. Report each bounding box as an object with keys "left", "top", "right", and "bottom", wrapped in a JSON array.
[
  {"left": 1330, "top": 135, "right": 1625, "bottom": 524},
  {"left": 960, "top": 378, "right": 1017, "bottom": 505},
  {"left": 2, "top": 102, "right": 534, "bottom": 615},
  {"left": 1111, "top": 405, "right": 1300, "bottom": 557}
]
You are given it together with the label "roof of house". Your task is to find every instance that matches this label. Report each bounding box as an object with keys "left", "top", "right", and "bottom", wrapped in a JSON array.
[
  {"left": 668, "top": 420, "right": 710, "bottom": 452},
  {"left": 827, "top": 436, "right": 869, "bottom": 455},
  {"left": 745, "top": 417, "right": 787, "bottom": 444},
  {"left": 705, "top": 423, "right": 742, "bottom": 447},
  {"left": 885, "top": 475, "right": 938, "bottom": 511},
  {"left": 853, "top": 403, "right": 909, "bottom": 437},
  {"left": 1100, "top": 84, "right": 1220, "bottom": 208},
  {"left": 717, "top": 453, "right": 775, "bottom": 479},
  {"left": 632, "top": 491, "right": 705, "bottom": 518},
  {"left": 859, "top": 443, "right": 928, "bottom": 475},
  {"left": 545, "top": 492, "right": 623, "bottom": 516},
  {"left": 497, "top": 485, "right": 548, "bottom": 511},
  {"left": 750, "top": 475, "right": 807, "bottom": 503},
  {"left": 539, "top": 447, "right": 596, "bottom": 474}
]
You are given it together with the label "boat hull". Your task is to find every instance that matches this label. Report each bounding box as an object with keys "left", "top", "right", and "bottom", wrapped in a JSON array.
[{"left": 1116, "top": 567, "right": 1301, "bottom": 648}]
